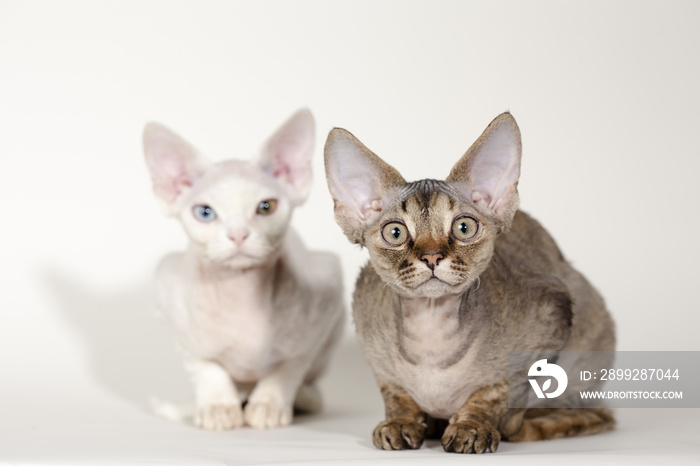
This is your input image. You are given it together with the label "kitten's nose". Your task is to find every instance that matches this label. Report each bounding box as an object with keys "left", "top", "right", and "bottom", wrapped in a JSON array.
[
  {"left": 228, "top": 229, "right": 250, "bottom": 246},
  {"left": 421, "top": 252, "right": 444, "bottom": 270}
]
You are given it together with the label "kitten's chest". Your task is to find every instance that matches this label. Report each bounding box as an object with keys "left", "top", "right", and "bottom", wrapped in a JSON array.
[
  {"left": 376, "top": 296, "right": 485, "bottom": 419},
  {"left": 397, "top": 296, "right": 470, "bottom": 367},
  {"left": 182, "top": 270, "right": 278, "bottom": 377}
]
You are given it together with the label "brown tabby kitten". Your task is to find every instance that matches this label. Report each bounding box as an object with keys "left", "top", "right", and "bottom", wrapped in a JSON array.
[{"left": 324, "top": 113, "right": 615, "bottom": 454}]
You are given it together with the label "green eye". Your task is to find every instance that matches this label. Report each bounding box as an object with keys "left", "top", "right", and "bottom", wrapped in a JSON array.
[
  {"left": 452, "top": 216, "right": 479, "bottom": 241},
  {"left": 381, "top": 222, "right": 409, "bottom": 246},
  {"left": 256, "top": 199, "right": 277, "bottom": 215}
]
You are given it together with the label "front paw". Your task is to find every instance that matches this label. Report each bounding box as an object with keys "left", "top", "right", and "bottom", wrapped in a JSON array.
[
  {"left": 442, "top": 421, "right": 500, "bottom": 454},
  {"left": 372, "top": 418, "right": 426, "bottom": 450},
  {"left": 195, "top": 404, "right": 244, "bottom": 430},
  {"left": 244, "top": 400, "right": 293, "bottom": 429}
]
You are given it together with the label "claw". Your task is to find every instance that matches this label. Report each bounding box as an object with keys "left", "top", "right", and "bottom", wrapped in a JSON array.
[
  {"left": 442, "top": 421, "right": 500, "bottom": 454},
  {"left": 373, "top": 418, "right": 426, "bottom": 450}
]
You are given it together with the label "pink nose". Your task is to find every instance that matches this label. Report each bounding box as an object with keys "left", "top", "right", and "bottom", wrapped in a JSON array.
[
  {"left": 228, "top": 230, "right": 250, "bottom": 246},
  {"left": 421, "top": 252, "right": 444, "bottom": 270}
]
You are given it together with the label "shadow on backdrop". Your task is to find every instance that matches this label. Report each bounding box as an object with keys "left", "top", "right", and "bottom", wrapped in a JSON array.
[
  {"left": 44, "top": 272, "right": 191, "bottom": 411},
  {"left": 44, "top": 271, "right": 382, "bottom": 428}
]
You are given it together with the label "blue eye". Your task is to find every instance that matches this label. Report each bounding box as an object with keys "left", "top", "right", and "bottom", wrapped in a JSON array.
[{"left": 192, "top": 205, "right": 217, "bottom": 223}]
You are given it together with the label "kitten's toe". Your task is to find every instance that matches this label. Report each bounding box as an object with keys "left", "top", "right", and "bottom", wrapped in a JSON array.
[
  {"left": 372, "top": 418, "right": 426, "bottom": 450},
  {"left": 244, "top": 401, "right": 293, "bottom": 429},
  {"left": 195, "top": 404, "right": 244, "bottom": 430},
  {"left": 442, "top": 421, "right": 500, "bottom": 454}
]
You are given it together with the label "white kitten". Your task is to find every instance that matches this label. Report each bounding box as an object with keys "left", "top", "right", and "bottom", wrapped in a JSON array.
[{"left": 143, "top": 109, "right": 345, "bottom": 430}]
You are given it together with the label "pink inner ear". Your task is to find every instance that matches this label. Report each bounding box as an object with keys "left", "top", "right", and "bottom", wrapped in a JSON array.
[
  {"left": 273, "top": 158, "right": 292, "bottom": 182},
  {"left": 169, "top": 174, "right": 193, "bottom": 197},
  {"left": 259, "top": 109, "right": 314, "bottom": 203},
  {"left": 148, "top": 152, "right": 196, "bottom": 204},
  {"left": 471, "top": 191, "right": 487, "bottom": 204},
  {"left": 271, "top": 156, "right": 310, "bottom": 192},
  {"left": 144, "top": 122, "right": 207, "bottom": 206},
  {"left": 462, "top": 117, "right": 521, "bottom": 218}
]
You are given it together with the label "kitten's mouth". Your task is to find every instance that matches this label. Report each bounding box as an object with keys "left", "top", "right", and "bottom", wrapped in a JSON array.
[
  {"left": 219, "top": 251, "right": 261, "bottom": 265},
  {"left": 415, "top": 273, "right": 465, "bottom": 290},
  {"left": 416, "top": 276, "right": 448, "bottom": 287},
  {"left": 227, "top": 252, "right": 256, "bottom": 259},
  {"left": 408, "top": 276, "right": 455, "bottom": 298}
]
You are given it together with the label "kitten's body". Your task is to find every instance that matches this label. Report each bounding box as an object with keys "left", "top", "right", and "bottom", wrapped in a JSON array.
[
  {"left": 145, "top": 110, "right": 344, "bottom": 430},
  {"left": 156, "top": 229, "right": 342, "bottom": 386},
  {"left": 354, "top": 210, "right": 613, "bottom": 421},
  {"left": 325, "top": 114, "right": 615, "bottom": 453}
]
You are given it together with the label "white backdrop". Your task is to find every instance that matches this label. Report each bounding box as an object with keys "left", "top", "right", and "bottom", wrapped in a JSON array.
[{"left": 1, "top": 1, "right": 699, "bottom": 464}]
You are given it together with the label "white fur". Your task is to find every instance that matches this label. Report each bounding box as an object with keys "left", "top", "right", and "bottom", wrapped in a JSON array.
[{"left": 144, "top": 109, "right": 344, "bottom": 430}]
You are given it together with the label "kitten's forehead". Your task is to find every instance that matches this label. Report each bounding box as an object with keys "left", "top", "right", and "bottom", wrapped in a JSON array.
[
  {"left": 202, "top": 160, "right": 271, "bottom": 185},
  {"left": 392, "top": 179, "right": 466, "bottom": 214},
  {"left": 397, "top": 179, "right": 463, "bottom": 201},
  {"left": 187, "top": 160, "right": 281, "bottom": 205}
]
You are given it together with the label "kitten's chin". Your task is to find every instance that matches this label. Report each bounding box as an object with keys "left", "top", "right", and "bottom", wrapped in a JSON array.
[
  {"left": 224, "top": 257, "right": 262, "bottom": 269},
  {"left": 208, "top": 252, "right": 269, "bottom": 269},
  {"left": 404, "top": 277, "right": 462, "bottom": 299}
]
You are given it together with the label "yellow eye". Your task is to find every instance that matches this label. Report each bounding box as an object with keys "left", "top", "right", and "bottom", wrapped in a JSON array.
[
  {"left": 381, "top": 222, "right": 409, "bottom": 246},
  {"left": 452, "top": 216, "right": 479, "bottom": 241},
  {"left": 256, "top": 199, "right": 277, "bottom": 215}
]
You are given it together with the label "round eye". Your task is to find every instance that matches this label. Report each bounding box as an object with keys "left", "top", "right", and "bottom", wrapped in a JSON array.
[
  {"left": 256, "top": 199, "right": 278, "bottom": 215},
  {"left": 452, "top": 216, "right": 479, "bottom": 241},
  {"left": 381, "top": 222, "right": 409, "bottom": 246},
  {"left": 192, "top": 205, "right": 217, "bottom": 223}
]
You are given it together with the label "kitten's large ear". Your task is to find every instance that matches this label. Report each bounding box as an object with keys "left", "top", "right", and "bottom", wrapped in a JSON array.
[
  {"left": 143, "top": 122, "right": 210, "bottom": 211},
  {"left": 324, "top": 128, "right": 406, "bottom": 244},
  {"left": 446, "top": 113, "right": 522, "bottom": 224},
  {"left": 257, "top": 108, "right": 315, "bottom": 205}
]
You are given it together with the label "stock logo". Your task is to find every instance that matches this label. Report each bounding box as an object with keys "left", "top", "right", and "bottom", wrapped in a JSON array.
[{"left": 528, "top": 359, "right": 568, "bottom": 399}]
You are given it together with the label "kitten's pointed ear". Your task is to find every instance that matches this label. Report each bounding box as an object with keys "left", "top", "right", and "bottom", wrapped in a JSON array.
[
  {"left": 143, "top": 122, "right": 210, "bottom": 211},
  {"left": 324, "top": 128, "right": 406, "bottom": 244},
  {"left": 446, "top": 113, "right": 522, "bottom": 223},
  {"left": 257, "top": 108, "right": 315, "bottom": 205}
]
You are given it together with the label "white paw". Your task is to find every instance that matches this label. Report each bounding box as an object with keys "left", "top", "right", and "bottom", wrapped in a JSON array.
[
  {"left": 244, "top": 400, "right": 293, "bottom": 429},
  {"left": 195, "top": 404, "right": 244, "bottom": 430}
]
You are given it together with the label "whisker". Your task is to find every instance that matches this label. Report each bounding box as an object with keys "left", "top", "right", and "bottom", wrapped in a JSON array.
[{"left": 385, "top": 278, "right": 403, "bottom": 289}]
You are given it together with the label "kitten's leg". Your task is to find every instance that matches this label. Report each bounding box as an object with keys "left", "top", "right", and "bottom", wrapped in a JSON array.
[
  {"left": 372, "top": 380, "right": 428, "bottom": 450},
  {"left": 507, "top": 408, "right": 615, "bottom": 441},
  {"left": 292, "top": 316, "right": 344, "bottom": 415},
  {"left": 183, "top": 356, "right": 244, "bottom": 430},
  {"left": 244, "top": 355, "right": 312, "bottom": 429},
  {"left": 442, "top": 381, "right": 507, "bottom": 454}
]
